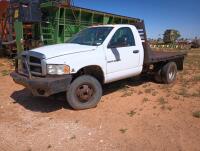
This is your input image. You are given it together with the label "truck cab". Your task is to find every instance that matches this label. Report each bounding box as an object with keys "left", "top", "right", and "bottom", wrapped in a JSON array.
[{"left": 11, "top": 24, "right": 186, "bottom": 110}]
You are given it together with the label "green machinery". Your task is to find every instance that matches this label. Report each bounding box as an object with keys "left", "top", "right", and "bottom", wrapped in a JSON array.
[{"left": 13, "top": 1, "right": 146, "bottom": 53}]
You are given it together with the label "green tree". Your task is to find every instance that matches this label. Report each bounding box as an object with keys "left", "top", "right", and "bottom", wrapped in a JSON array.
[{"left": 163, "top": 29, "right": 181, "bottom": 43}]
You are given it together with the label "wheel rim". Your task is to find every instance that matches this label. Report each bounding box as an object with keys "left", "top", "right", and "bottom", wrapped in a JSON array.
[
  {"left": 168, "top": 66, "right": 176, "bottom": 81},
  {"left": 76, "top": 83, "right": 94, "bottom": 102}
]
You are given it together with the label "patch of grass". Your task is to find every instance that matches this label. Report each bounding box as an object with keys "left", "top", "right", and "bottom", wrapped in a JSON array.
[
  {"left": 152, "top": 91, "right": 157, "bottom": 96},
  {"left": 1, "top": 70, "right": 10, "bottom": 76},
  {"left": 179, "top": 74, "right": 184, "bottom": 82},
  {"left": 47, "top": 145, "right": 52, "bottom": 149},
  {"left": 182, "top": 70, "right": 188, "bottom": 75},
  {"left": 144, "top": 88, "right": 152, "bottom": 94},
  {"left": 181, "top": 80, "right": 189, "bottom": 88},
  {"left": 142, "top": 84, "right": 148, "bottom": 88},
  {"left": 121, "top": 90, "right": 133, "bottom": 97},
  {"left": 193, "top": 111, "right": 200, "bottom": 118},
  {"left": 70, "top": 135, "right": 76, "bottom": 140},
  {"left": 177, "top": 88, "right": 189, "bottom": 97},
  {"left": 75, "top": 120, "right": 79, "bottom": 123},
  {"left": 120, "top": 128, "right": 128, "bottom": 134},
  {"left": 191, "top": 90, "right": 200, "bottom": 98},
  {"left": 167, "top": 106, "right": 173, "bottom": 111},
  {"left": 194, "top": 75, "right": 200, "bottom": 82},
  {"left": 173, "top": 96, "right": 180, "bottom": 100},
  {"left": 160, "top": 85, "right": 169, "bottom": 90},
  {"left": 143, "top": 97, "right": 150, "bottom": 102},
  {"left": 48, "top": 117, "right": 53, "bottom": 120},
  {"left": 127, "top": 110, "right": 136, "bottom": 117},
  {"left": 158, "top": 97, "right": 168, "bottom": 105}
]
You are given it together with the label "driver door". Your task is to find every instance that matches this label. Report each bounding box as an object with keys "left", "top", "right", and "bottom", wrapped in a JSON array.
[{"left": 106, "top": 27, "right": 140, "bottom": 74}]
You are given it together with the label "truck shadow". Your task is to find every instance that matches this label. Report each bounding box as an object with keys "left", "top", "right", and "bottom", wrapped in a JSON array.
[
  {"left": 11, "top": 90, "right": 71, "bottom": 113},
  {"left": 10, "top": 75, "right": 153, "bottom": 113},
  {"left": 103, "top": 75, "right": 152, "bottom": 95}
]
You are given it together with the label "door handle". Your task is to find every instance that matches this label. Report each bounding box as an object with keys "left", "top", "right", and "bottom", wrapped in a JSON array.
[{"left": 133, "top": 50, "right": 139, "bottom": 54}]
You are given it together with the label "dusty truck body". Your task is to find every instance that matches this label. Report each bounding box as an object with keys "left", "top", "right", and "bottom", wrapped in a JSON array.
[{"left": 11, "top": 24, "right": 186, "bottom": 110}]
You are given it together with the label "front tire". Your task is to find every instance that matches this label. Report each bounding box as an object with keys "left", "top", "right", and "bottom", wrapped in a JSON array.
[{"left": 67, "top": 75, "right": 102, "bottom": 110}]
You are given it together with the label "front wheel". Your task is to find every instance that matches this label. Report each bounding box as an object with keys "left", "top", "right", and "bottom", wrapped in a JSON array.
[{"left": 67, "top": 75, "right": 102, "bottom": 110}]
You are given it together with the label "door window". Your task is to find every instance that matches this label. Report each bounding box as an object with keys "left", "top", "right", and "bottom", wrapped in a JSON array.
[{"left": 108, "top": 27, "right": 135, "bottom": 48}]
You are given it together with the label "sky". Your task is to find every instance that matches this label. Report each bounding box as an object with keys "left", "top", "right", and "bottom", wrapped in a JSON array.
[{"left": 73, "top": 0, "right": 200, "bottom": 39}]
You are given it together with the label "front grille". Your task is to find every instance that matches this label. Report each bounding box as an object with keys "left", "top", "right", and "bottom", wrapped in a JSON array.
[
  {"left": 30, "top": 65, "right": 42, "bottom": 73},
  {"left": 29, "top": 56, "right": 43, "bottom": 76},
  {"left": 18, "top": 52, "right": 46, "bottom": 77},
  {"left": 30, "top": 56, "right": 41, "bottom": 64}
]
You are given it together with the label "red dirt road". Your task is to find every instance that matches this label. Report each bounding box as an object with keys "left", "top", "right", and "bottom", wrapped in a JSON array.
[{"left": 0, "top": 49, "right": 200, "bottom": 151}]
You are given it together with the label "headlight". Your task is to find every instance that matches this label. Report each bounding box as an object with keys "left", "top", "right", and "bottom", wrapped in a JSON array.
[{"left": 47, "top": 64, "right": 70, "bottom": 75}]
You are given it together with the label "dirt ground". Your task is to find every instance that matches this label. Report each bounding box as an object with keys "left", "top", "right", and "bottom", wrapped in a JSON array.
[{"left": 0, "top": 49, "right": 200, "bottom": 151}]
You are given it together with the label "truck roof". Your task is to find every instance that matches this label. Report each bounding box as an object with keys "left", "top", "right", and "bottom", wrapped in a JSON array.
[{"left": 91, "top": 24, "right": 136, "bottom": 28}]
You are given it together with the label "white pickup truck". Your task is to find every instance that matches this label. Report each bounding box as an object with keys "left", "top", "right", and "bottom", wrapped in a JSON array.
[{"left": 11, "top": 24, "right": 186, "bottom": 110}]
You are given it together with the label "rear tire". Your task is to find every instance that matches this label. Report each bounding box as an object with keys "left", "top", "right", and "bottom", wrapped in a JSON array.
[
  {"left": 161, "top": 62, "right": 177, "bottom": 84},
  {"left": 154, "top": 69, "right": 162, "bottom": 83},
  {"left": 67, "top": 75, "right": 102, "bottom": 110}
]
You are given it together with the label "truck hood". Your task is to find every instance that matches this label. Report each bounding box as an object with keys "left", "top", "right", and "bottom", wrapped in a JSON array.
[{"left": 30, "top": 43, "right": 97, "bottom": 59}]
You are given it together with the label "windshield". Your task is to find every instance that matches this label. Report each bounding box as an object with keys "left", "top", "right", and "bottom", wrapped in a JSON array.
[{"left": 67, "top": 27, "right": 113, "bottom": 46}]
